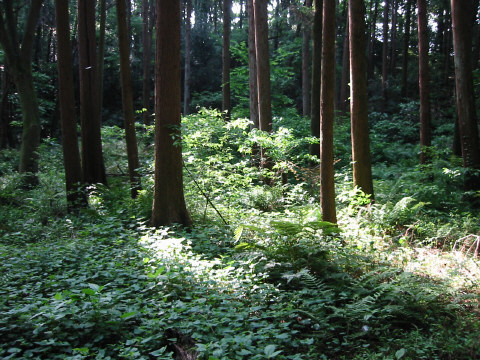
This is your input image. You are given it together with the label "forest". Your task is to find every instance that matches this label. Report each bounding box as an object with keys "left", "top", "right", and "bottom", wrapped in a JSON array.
[{"left": 0, "top": 0, "right": 480, "bottom": 359}]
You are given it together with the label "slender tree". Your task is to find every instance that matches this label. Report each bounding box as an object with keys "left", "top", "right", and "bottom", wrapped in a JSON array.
[
  {"left": 183, "top": 0, "right": 192, "bottom": 115},
  {"left": 451, "top": 0, "right": 480, "bottom": 189},
  {"left": 247, "top": 0, "right": 259, "bottom": 129},
  {"left": 339, "top": 14, "right": 349, "bottom": 113},
  {"left": 302, "top": 0, "right": 313, "bottom": 117},
  {"left": 349, "top": 0, "right": 374, "bottom": 198},
  {"left": 97, "top": 0, "right": 106, "bottom": 115},
  {"left": 401, "top": 0, "right": 412, "bottom": 98},
  {"left": 390, "top": 0, "right": 398, "bottom": 73},
  {"left": 78, "top": 0, "right": 107, "bottom": 185},
  {"left": 222, "top": 0, "right": 232, "bottom": 120},
  {"left": 0, "top": 0, "right": 44, "bottom": 186},
  {"left": 116, "top": 0, "right": 141, "bottom": 198},
  {"left": 367, "top": 0, "right": 379, "bottom": 79},
  {"left": 55, "top": 0, "right": 87, "bottom": 210},
  {"left": 310, "top": 0, "right": 322, "bottom": 160},
  {"left": 381, "top": 0, "right": 390, "bottom": 107},
  {"left": 320, "top": 0, "right": 337, "bottom": 223},
  {"left": 417, "top": 0, "right": 431, "bottom": 164},
  {"left": 151, "top": 0, "right": 192, "bottom": 227},
  {"left": 254, "top": 0, "right": 272, "bottom": 134}
]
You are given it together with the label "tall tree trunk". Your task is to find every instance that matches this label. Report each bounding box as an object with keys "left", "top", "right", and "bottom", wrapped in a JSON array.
[
  {"left": 116, "top": 0, "right": 141, "bottom": 198},
  {"left": 339, "top": 14, "right": 349, "bottom": 113},
  {"left": 302, "top": 0, "right": 313, "bottom": 117},
  {"left": 151, "top": 0, "right": 192, "bottom": 227},
  {"left": 401, "top": 0, "right": 412, "bottom": 98},
  {"left": 183, "top": 0, "right": 192, "bottom": 115},
  {"left": 248, "top": 0, "right": 259, "bottom": 129},
  {"left": 0, "top": 0, "right": 44, "bottom": 186},
  {"left": 349, "top": 0, "right": 374, "bottom": 198},
  {"left": 381, "top": 0, "right": 390, "bottom": 108},
  {"left": 310, "top": 0, "right": 322, "bottom": 160},
  {"left": 78, "top": 0, "right": 107, "bottom": 185},
  {"left": 142, "top": 0, "right": 153, "bottom": 122},
  {"left": 390, "top": 0, "right": 398, "bottom": 73},
  {"left": 0, "top": 64, "right": 13, "bottom": 149},
  {"left": 320, "top": 0, "right": 337, "bottom": 223},
  {"left": 97, "top": 0, "right": 106, "bottom": 119},
  {"left": 55, "top": 0, "right": 87, "bottom": 210},
  {"left": 367, "top": 0, "right": 379, "bottom": 80},
  {"left": 222, "top": 0, "right": 232, "bottom": 120},
  {"left": 417, "top": 0, "right": 431, "bottom": 164},
  {"left": 451, "top": 0, "right": 480, "bottom": 190},
  {"left": 254, "top": 0, "right": 272, "bottom": 134}
]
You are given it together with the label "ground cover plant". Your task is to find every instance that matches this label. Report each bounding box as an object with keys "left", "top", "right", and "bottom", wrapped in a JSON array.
[{"left": 1, "top": 110, "right": 480, "bottom": 360}]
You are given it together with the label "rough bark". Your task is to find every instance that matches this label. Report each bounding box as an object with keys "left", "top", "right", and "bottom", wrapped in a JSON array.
[
  {"left": 320, "top": 0, "right": 337, "bottom": 223},
  {"left": 349, "top": 0, "right": 374, "bottom": 198},
  {"left": 116, "top": 0, "right": 141, "bottom": 198},
  {"left": 222, "top": 0, "right": 232, "bottom": 120},
  {"left": 401, "top": 0, "right": 412, "bottom": 98},
  {"left": 247, "top": 0, "right": 259, "bottom": 129},
  {"left": 451, "top": 0, "right": 480, "bottom": 189},
  {"left": 0, "top": 0, "right": 43, "bottom": 186},
  {"left": 339, "top": 14, "right": 349, "bottom": 113},
  {"left": 151, "top": 0, "right": 192, "bottom": 227},
  {"left": 78, "top": 0, "right": 107, "bottom": 185},
  {"left": 310, "top": 0, "right": 322, "bottom": 160},
  {"left": 417, "top": 0, "right": 431, "bottom": 164},
  {"left": 55, "top": 0, "right": 87, "bottom": 210}
]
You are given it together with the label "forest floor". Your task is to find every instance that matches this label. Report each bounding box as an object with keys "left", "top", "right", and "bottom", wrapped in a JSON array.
[{"left": 1, "top": 112, "right": 480, "bottom": 359}]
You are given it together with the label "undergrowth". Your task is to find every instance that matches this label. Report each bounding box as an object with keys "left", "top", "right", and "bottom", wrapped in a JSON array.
[{"left": 1, "top": 109, "right": 479, "bottom": 359}]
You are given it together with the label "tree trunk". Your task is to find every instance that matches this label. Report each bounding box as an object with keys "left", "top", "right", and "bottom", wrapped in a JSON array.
[
  {"left": 183, "top": 0, "right": 192, "bottom": 115},
  {"left": 151, "top": 0, "right": 192, "bottom": 227},
  {"left": 0, "top": 64, "right": 13, "bottom": 149},
  {"left": 381, "top": 0, "right": 390, "bottom": 108},
  {"left": 97, "top": 0, "right": 106, "bottom": 120},
  {"left": 117, "top": 0, "right": 141, "bottom": 198},
  {"left": 339, "top": 14, "right": 349, "bottom": 113},
  {"left": 254, "top": 0, "right": 272, "bottom": 134},
  {"left": 222, "top": 0, "right": 232, "bottom": 120},
  {"left": 302, "top": 0, "right": 313, "bottom": 117},
  {"left": 247, "top": 0, "right": 259, "bottom": 129},
  {"left": 142, "top": 0, "right": 153, "bottom": 123},
  {"left": 78, "top": 0, "right": 107, "bottom": 185},
  {"left": 55, "top": 0, "right": 87, "bottom": 210},
  {"left": 320, "top": 0, "right": 337, "bottom": 223},
  {"left": 367, "top": 0, "right": 379, "bottom": 79},
  {"left": 0, "top": 0, "right": 44, "bottom": 186},
  {"left": 390, "top": 0, "right": 398, "bottom": 73},
  {"left": 401, "top": 0, "right": 412, "bottom": 98},
  {"left": 417, "top": 0, "right": 431, "bottom": 164},
  {"left": 349, "top": 0, "right": 374, "bottom": 198},
  {"left": 310, "top": 0, "right": 322, "bottom": 160},
  {"left": 451, "top": 0, "right": 480, "bottom": 190}
]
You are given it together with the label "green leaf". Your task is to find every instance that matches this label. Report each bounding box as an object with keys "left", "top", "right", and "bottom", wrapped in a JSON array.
[
  {"left": 53, "top": 292, "right": 63, "bottom": 300},
  {"left": 121, "top": 311, "right": 137, "bottom": 319},
  {"left": 82, "top": 288, "right": 96, "bottom": 296},
  {"left": 395, "top": 348, "right": 406, "bottom": 359}
]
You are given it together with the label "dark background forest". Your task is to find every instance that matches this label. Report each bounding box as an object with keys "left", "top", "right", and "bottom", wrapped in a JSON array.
[{"left": 0, "top": 0, "right": 480, "bottom": 359}]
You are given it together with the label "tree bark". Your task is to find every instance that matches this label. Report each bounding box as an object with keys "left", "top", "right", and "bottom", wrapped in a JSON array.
[
  {"left": 451, "top": 0, "right": 480, "bottom": 190},
  {"left": 151, "top": 0, "right": 192, "bottom": 227},
  {"left": 310, "top": 0, "right": 322, "bottom": 160},
  {"left": 78, "top": 0, "right": 107, "bottom": 185},
  {"left": 0, "top": 64, "right": 13, "bottom": 149},
  {"left": 320, "top": 0, "right": 337, "bottom": 223},
  {"left": 0, "top": 0, "right": 44, "bottom": 186},
  {"left": 247, "top": 0, "right": 259, "bottom": 129},
  {"left": 254, "top": 0, "right": 272, "bottom": 134},
  {"left": 390, "top": 0, "right": 398, "bottom": 73},
  {"left": 222, "top": 0, "right": 232, "bottom": 120},
  {"left": 349, "top": 0, "right": 374, "bottom": 198},
  {"left": 116, "top": 0, "right": 141, "bottom": 198},
  {"left": 97, "top": 0, "right": 106, "bottom": 117},
  {"left": 55, "top": 0, "right": 87, "bottom": 210},
  {"left": 183, "top": 0, "right": 192, "bottom": 115},
  {"left": 401, "top": 0, "right": 412, "bottom": 98},
  {"left": 417, "top": 0, "right": 431, "bottom": 164}
]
